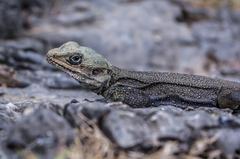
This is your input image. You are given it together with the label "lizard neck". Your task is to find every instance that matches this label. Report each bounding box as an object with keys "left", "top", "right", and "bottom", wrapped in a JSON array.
[
  {"left": 92, "top": 66, "right": 122, "bottom": 95},
  {"left": 107, "top": 65, "right": 146, "bottom": 87},
  {"left": 109, "top": 66, "right": 126, "bottom": 82},
  {"left": 110, "top": 66, "right": 147, "bottom": 81}
]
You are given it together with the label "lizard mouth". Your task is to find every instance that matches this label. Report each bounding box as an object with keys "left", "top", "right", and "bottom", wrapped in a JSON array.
[{"left": 47, "top": 57, "right": 101, "bottom": 88}]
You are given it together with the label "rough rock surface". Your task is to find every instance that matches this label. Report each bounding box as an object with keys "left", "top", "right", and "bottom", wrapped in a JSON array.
[
  {"left": 3, "top": 108, "right": 75, "bottom": 158},
  {"left": 63, "top": 102, "right": 240, "bottom": 157}
]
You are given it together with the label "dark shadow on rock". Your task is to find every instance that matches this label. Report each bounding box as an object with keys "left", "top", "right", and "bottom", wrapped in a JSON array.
[{"left": 3, "top": 108, "right": 75, "bottom": 157}]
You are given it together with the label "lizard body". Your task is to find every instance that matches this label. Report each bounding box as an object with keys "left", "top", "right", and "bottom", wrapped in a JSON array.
[{"left": 46, "top": 42, "right": 240, "bottom": 109}]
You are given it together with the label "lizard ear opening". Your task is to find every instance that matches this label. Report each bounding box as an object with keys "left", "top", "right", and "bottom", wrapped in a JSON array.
[
  {"left": 67, "top": 53, "right": 83, "bottom": 65},
  {"left": 92, "top": 68, "right": 104, "bottom": 75}
]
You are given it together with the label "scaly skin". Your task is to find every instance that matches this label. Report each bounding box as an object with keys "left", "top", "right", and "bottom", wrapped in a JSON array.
[{"left": 46, "top": 41, "right": 240, "bottom": 109}]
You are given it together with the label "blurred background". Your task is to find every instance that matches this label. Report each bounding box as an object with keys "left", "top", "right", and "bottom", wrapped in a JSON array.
[{"left": 1, "top": 0, "right": 240, "bottom": 97}]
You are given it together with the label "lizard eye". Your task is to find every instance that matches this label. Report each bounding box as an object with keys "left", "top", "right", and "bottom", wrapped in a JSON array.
[{"left": 68, "top": 53, "right": 82, "bottom": 65}]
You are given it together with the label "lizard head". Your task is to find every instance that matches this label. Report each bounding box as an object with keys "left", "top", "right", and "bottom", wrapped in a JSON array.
[{"left": 46, "top": 41, "right": 112, "bottom": 91}]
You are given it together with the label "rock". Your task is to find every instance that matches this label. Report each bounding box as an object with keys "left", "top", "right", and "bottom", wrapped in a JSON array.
[
  {"left": 4, "top": 38, "right": 45, "bottom": 53},
  {"left": 0, "top": 103, "right": 20, "bottom": 138},
  {"left": 218, "top": 115, "right": 240, "bottom": 127},
  {"left": 13, "top": 101, "right": 63, "bottom": 116},
  {"left": 63, "top": 101, "right": 110, "bottom": 127},
  {"left": 44, "top": 73, "right": 83, "bottom": 89},
  {"left": 135, "top": 106, "right": 184, "bottom": 115},
  {"left": 102, "top": 109, "right": 151, "bottom": 150},
  {"left": 3, "top": 108, "right": 75, "bottom": 155},
  {"left": 63, "top": 102, "right": 85, "bottom": 128},
  {"left": 0, "top": 102, "right": 35, "bottom": 147},
  {"left": 145, "top": 110, "right": 192, "bottom": 144},
  {"left": 172, "top": 0, "right": 240, "bottom": 22},
  {"left": 184, "top": 111, "right": 219, "bottom": 129},
  {"left": 21, "top": 0, "right": 54, "bottom": 14},
  {"left": 191, "top": 20, "right": 240, "bottom": 77},
  {"left": 0, "top": 65, "right": 29, "bottom": 88},
  {"left": 0, "top": 0, "right": 22, "bottom": 38},
  {"left": 214, "top": 129, "right": 240, "bottom": 156},
  {"left": 0, "top": 43, "right": 48, "bottom": 70},
  {"left": 192, "top": 21, "right": 240, "bottom": 61},
  {"left": 62, "top": 100, "right": 240, "bottom": 157},
  {"left": 54, "top": 1, "right": 96, "bottom": 26}
]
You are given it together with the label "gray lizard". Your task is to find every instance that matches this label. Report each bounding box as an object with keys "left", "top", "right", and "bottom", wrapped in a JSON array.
[{"left": 46, "top": 41, "right": 240, "bottom": 109}]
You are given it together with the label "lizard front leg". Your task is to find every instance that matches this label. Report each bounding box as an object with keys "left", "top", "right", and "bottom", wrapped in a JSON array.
[{"left": 102, "top": 85, "right": 152, "bottom": 108}]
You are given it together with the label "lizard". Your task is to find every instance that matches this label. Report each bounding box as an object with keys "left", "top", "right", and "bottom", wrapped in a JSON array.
[{"left": 46, "top": 41, "right": 240, "bottom": 109}]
